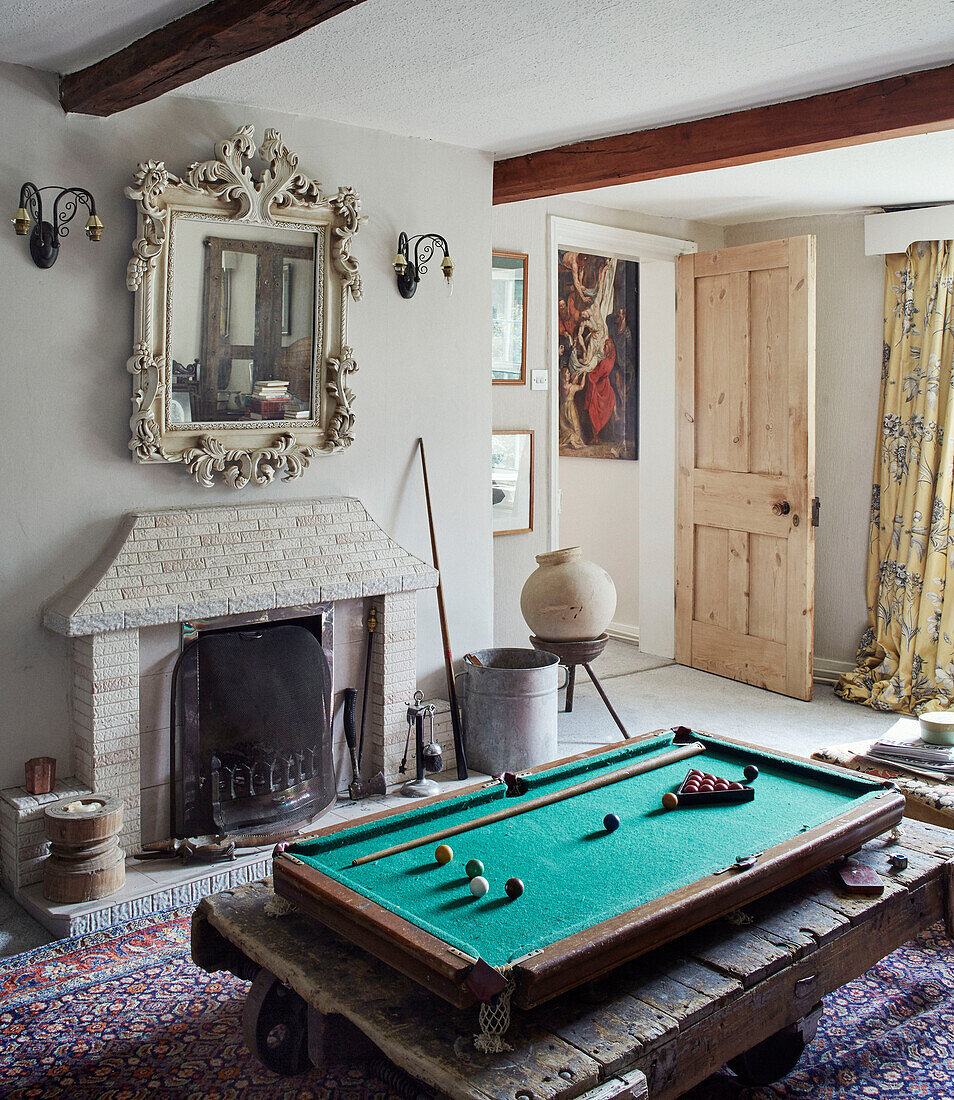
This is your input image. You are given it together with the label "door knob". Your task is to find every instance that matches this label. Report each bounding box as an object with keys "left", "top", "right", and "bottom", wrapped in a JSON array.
[{"left": 772, "top": 501, "right": 792, "bottom": 516}]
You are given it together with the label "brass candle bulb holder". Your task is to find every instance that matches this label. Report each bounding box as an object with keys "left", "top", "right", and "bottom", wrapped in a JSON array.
[{"left": 11, "top": 182, "right": 103, "bottom": 268}]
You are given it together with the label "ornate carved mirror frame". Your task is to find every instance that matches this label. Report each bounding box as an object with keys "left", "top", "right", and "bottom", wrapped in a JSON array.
[{"left": 126, "top": 125, "right": 363, "bottom": 488}]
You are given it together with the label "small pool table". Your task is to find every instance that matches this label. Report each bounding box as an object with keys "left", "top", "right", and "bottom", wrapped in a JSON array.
[{"left": 274, "top": 730, "right": 903, "bottom": 1009}]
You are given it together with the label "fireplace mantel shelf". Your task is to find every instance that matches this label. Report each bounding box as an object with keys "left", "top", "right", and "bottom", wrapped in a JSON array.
[{"left": 44, "top": 499, "right": 438, "bottom": 638}]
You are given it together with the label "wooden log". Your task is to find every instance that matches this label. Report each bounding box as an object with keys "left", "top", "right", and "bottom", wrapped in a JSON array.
[
  {"left": 493, "top": 63, "right": 954, "bottom": 204},
  {"left": 60, "top": 0, "right": 373, "bottom": 116},
  {"left": 43, "top": 795, "right": 125, "bottom": 903}
]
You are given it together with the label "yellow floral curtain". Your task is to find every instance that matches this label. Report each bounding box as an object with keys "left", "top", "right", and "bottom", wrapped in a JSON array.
[{"left": 837, "top": 241, "right": 954, "bottom": 713}]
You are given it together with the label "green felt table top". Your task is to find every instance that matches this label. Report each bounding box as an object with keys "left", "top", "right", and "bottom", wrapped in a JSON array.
[{"left": 288, "top": 733, "right": 885, "bottom": 969}]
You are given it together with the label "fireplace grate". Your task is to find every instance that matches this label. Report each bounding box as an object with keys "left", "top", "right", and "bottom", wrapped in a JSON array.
[{"left": 171, "top": 616, "right": 335, "bottom": 841}]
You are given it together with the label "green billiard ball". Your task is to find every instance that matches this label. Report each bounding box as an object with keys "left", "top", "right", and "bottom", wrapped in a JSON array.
[{"left": 465, "top": 859, "right": 484, "bottom": 879}]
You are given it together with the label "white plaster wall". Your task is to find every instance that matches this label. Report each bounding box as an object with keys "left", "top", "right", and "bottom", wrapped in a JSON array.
[
  {"left": 491, "top": 196, "right": 722, "bottom": 648},
  {"left": 558, "top": 457, "right": 639, "bottom": 637},
  {"left": 0, "top": 62, "right": 493, "bottom": 792},
  {"left": 724, "top": 213, "right": 883, "bottom": 668}
]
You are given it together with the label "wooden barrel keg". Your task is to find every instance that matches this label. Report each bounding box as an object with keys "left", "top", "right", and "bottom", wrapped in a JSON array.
[{"left": 43, "top": 795, "right": 125, "bottom": 903}]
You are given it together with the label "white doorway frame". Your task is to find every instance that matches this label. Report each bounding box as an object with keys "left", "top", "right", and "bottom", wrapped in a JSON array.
[{"left": 547, "top": 217, "right": 696, "bottom": 659}]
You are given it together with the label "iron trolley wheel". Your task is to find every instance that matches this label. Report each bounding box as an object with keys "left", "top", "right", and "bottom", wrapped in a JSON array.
[
  {"left": 727, "top": 1002, "right": 824, "bottom": 1086},
  {"left": 243, "top": 968, "right": 310, "bottom": 1076}
]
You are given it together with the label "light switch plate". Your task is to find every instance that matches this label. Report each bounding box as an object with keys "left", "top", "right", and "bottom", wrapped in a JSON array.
[{"left": 531, "top": 370, "right": 549, "bottom": 390}]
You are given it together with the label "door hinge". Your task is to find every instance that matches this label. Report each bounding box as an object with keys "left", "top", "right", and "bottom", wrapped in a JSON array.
[{"left": 811, "top": 497, "right": 821, "bottom": 527}]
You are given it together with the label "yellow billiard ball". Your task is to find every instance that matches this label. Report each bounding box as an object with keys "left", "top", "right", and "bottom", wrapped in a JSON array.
[
  {"left": 435, "top": 844, "right": 454, "bottom": 865},
  {"left": 662, "top": 792, "right": 679, "bottom": 810}
]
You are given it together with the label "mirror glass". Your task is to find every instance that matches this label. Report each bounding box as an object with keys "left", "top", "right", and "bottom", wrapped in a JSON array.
[
  {"left": 492, "top": 251, "right": 527, "bottom": 384},
  {"left": 492, "top": 429, "right": 534, "bottom": 535},
  {"left": 169, "top": 217, "right": 322, "bottom": 425}
]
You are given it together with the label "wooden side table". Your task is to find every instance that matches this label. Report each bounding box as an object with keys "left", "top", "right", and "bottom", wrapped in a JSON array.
[{"left": 529, "top": 634, "right": 631, "bottom": 739}]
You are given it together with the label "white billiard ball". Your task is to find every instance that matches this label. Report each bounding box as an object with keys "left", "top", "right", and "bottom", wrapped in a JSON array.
[{"left": 469, "top": 875, "right": 490, "bottom": 898}]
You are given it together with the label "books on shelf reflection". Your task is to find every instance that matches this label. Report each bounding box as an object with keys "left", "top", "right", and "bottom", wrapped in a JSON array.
[{"left": 245, "top": 380, "right": 310, "bottom": 420}]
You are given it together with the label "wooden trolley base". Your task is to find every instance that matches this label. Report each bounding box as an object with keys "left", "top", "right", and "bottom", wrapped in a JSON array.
[{"left": 192, "top": 821, "right": 954, "bottom": 1100}]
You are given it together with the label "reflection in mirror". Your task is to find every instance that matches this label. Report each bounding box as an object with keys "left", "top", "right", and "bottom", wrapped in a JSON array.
[
  {"left": 169, "top": 216, "right": 321, "bottom": 425},
  {"left": 492, "top": 251, "right": 528, "bottom": 384}
]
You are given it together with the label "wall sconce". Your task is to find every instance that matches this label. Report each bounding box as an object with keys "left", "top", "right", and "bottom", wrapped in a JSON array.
[
  {"left": 392, "top": 232, "right": 453, "bottom": 298},
  {"left": 11, "top": 182, "right": 103, "bottom": 269}
]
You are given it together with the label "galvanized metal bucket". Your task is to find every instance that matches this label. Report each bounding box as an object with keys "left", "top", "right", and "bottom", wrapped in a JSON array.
[{"left": 456, "top": 648, "right": 564, "bottom": 775}]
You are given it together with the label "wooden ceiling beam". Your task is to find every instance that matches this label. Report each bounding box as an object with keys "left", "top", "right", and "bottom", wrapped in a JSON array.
[
  {"left": 493, "top": 63, "right": 954, "bottom": 204},
  {"left": 60, "top": 0, "right": 370, "bottom": 116}
]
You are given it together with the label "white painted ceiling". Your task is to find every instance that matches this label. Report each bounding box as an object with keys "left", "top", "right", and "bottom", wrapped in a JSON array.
[
  {"left": 2, "top": 0, "right": 953, "bottom": 221},
  {"left": 3, "top": 0, "right": 954, "bottom": 159},
  {"left": 570, "top": 131, "right": 954, "bottom": 224}
]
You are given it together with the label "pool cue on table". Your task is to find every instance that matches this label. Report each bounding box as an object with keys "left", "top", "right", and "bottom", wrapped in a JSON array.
[
  {"left": 352, "top": 741, "right": 706, "bottom": 866},
  {"left": 418, "top": 437, "right": 468, "bottom": 779}
]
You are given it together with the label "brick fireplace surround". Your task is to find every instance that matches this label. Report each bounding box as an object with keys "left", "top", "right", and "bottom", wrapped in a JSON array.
[{"left": 31, "top": 498, "right": 439, "bottom": 869}]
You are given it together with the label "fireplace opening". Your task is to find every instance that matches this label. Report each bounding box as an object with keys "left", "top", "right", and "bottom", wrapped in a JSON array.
[{"left": 171, "top": 605, "right": 335, "bottom": 842}]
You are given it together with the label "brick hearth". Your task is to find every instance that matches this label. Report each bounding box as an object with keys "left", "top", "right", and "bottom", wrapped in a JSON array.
[{"left": 33, "top": 498, "right": 438, "bottom": 865}]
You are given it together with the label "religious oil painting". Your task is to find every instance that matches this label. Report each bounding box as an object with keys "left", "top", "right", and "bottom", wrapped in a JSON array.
[{"left": 557, "top": 250, "right": 638, "bottom": 459}]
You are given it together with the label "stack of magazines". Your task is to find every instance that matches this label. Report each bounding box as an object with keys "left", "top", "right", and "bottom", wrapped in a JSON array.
[{"left": 868, "top": 734, "right": 954, "bottom": 774}]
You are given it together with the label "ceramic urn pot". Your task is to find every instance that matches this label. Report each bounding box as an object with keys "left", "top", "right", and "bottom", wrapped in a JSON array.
[{"left": 520, "top": 547, "right": 617, "bottom": 641}]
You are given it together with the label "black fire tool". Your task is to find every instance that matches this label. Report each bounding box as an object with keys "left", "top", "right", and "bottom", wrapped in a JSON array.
[
  {"left": 342, "top": 687, "right": 386, "bottom": 800},
  {"left": 357, "top": 605, "right": 376, "bottom": 769}
]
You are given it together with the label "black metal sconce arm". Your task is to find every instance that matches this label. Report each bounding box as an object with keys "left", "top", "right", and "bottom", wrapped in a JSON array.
[
  {"left": 13, "top": 182, "right": 101, "bottom": 269},
  {"left": 394, "top": 231, "right": 452, "bottom": 299}
]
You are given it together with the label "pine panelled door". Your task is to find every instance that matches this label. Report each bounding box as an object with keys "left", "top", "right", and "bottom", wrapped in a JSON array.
[{"left": 675, "top": 237, "right": 816, "bottom": 700}]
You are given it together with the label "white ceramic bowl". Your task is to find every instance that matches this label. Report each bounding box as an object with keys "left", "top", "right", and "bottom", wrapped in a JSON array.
[{"left": 919, "top": 711, "right": 954, "bottom": 745}]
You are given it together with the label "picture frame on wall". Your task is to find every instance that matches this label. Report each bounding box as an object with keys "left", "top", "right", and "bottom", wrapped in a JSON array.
[
  {"left": 492, "top": 430, "right": 534, "bottom": 535},
  {"left": 555, "top": 245, "right": 639, "bottom": 460},
  {"left": 492, "top": 251, "right": 528, "bottom": 384}
]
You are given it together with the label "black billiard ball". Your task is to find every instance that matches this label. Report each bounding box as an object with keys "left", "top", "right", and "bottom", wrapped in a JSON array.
[
  {"left": 603, "top": 813, "right": 621, "bottom": 832},
  {"left": 505, "top": 877, "right": 525, "bottom": 899},
  {"left": 743, "top": 765, "right": 759, "bottom": 782}
]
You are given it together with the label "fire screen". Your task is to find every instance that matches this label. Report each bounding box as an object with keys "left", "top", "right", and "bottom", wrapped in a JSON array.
[{"left": 171, "top": 610, "right": 334, "bottom": 841}]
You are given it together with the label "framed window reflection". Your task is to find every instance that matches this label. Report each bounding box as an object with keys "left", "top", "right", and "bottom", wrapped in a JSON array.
[
  {"left": 194, "top": 230, "right": 317, "bottom": 423},
  {"left": 492, "top": 429, "right": 534, "bottom": 535},
  {"left": 492, "top": 251, "right": 527, "bottom": 384}
]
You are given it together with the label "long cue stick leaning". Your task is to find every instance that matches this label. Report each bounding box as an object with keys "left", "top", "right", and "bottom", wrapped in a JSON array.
[
  {"left": 418, "top": 438, "right": 468, "bottom": 779},
  {"left": 352, "top": 741, "right": 705, "bottom": 866}
]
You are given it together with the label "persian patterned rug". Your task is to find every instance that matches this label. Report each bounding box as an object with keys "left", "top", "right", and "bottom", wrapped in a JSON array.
[{"left": 1, "top": 910, "right": 952, "bottom": 1099}]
